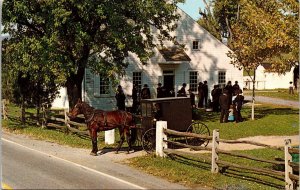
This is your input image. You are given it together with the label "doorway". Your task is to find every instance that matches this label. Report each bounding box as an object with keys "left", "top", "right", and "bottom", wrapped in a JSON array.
[{"left": 163, "top": 70, "right": 174, "bottom": 97}]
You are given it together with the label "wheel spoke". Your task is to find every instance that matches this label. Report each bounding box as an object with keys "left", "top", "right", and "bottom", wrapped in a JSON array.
[
  {"left": 142, "top": 128, "right": 156, "bottom": 154},
  {"left": 186, "top": 122, "right": 210, "bottom": 147}
]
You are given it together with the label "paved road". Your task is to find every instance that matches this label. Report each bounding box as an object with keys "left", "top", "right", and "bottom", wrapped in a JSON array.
[
  {"left": 2, "top": 139, "right": 143, "bottom": 189},
  {"left": 2, "top": 131, "right": 189, "bottom": 189},
  {"left": 244, "top": 95, "right": 299, "bottom": 108}
]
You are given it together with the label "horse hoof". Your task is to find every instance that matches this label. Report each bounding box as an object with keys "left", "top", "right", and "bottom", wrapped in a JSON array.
[{"left": 90, "top": 152, "right": 97, "bottom": 156}]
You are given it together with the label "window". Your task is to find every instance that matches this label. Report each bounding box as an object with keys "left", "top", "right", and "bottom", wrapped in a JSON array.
[
  {"left": 133, "top": 72, "right": 142, "bottom": 91},
  {"left": 192, "top": 41, "right": 199, "bottom": 50},
  {"left": 189, "top": 71, "right": 198, "bottom": 92},
  {"left": 99, "top": 75, "right": 110, "bottom": 95},
  {"left": 218, "top": 71, "right": 226, "bottom": 88}
]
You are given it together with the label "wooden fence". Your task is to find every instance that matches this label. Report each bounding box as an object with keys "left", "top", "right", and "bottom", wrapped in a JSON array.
[
  {"left": 45, "top": 108, "right": 90, "bottom": 137},
  {"left": 46, "top": 108, "right": 115, "bottom": 144},
  {"left": 155, "top": 122, "right": 299, "bottom": 190}
]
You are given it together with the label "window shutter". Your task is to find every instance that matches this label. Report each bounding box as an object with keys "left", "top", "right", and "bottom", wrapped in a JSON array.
[{"left": 94, "top": 74, "right": 100, "bottom": 97}]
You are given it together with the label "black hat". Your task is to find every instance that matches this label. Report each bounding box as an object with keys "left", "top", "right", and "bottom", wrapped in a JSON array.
[{"left": 143, "top": 84, "right": 148, "bottom": 87}]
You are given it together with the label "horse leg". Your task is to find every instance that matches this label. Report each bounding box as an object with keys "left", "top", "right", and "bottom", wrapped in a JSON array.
[
  {"left": 126, "top": 129, "right": 132, "bottom": 154},
  {"left": 115, "top": 127, "right": 125, "bottom": 154},
  {"left": 90, "top": 128, "right": 98, "bottom": 156}
]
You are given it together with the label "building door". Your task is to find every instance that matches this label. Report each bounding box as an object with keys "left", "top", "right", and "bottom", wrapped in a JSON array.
[{"left": 163, "top": 70, "right": 174, "bottom": 97}]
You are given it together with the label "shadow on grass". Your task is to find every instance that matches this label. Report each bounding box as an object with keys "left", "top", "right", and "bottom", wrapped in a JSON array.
[
  {"left": 170, "top": 154, "right": 285, "bottom": 189},
  {"left": 247, "top": 108, "right": 299, "bottom": 120}
]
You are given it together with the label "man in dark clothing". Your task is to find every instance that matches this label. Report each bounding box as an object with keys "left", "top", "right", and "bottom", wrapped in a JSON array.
[
  {"left": 141, "top": 84, "right": 151, "bottom": 99},
  {"left": 203, "top": 81, "right": 208, "bottom": 107},
  {"left": 188, "top": 89, "right": 196, "bottom": 108},
  {"left": 211, "top": 85, "right": 220, "bottom": 112},
  {"left": 224, "top": 81, "right": 233, "bottom": 105},
  {"left": 219, "top": 89, "right": 229, "bottom": 123},
  {"left": 177, "top": 83, "right": 187, "bottom": 97},
  {"left": 115, "top": 85, "right": 126, "bottom": 110},
  {"left": 197, "top": 82, "right": 204, "bottom": 108},
  {"left": 157, "top": 83, "right": 164, "bottom": 98},
  {"left": 232, "top": 81, "right": 240, "bottom": 96},
  {"left": 233, "top": 89, "right": 244, "bottom": 122},
  {"left": 132, "top": 83, "right": 138, "bottom": 113}
]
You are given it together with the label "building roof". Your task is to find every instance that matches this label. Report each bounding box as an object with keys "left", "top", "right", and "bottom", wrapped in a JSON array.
[{"left": 159, "top": 47, "right": 191, "bottom": 62}]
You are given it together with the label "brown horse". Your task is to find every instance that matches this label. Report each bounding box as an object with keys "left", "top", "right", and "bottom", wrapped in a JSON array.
[{"left": 68, "top": 99, "right": 137, "bottom": 156}]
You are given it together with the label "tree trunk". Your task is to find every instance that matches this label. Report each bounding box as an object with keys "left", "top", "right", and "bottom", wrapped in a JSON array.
[
  {"left": 66, "top": 66, "right": 85, "bottom": 108},
  {"left": 36, "top": 105, "right": 40, "bottom": 126},
  {"left": 21, "top": 96, "right": 26, "bottom": 126},
  {"left": 251, "top": 70, "right": 256, "bottom": 120}
]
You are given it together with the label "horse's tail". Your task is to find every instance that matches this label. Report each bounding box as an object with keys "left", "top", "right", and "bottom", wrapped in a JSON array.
[{"left": 130, "top": 127, "right": 137, "bottom": 145}]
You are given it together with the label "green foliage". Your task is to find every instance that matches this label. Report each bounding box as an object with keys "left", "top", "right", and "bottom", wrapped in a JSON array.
[
  {"left": 226, "top": 0, "right": 298, "bottom": 73},
  {"left": 3, "top": 0, "right": 186, "bottom": 106},
  {"left": 198, "top": 0, "right": 298, "bottom": 74}
]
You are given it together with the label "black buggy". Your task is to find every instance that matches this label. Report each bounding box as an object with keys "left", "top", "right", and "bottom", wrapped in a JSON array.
[{"left": 136, "top": 97, "right": 210, "bottom": 153}]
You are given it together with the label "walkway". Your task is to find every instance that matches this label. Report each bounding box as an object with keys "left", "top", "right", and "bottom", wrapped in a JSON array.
[{"left": 244, "top": 95, "right": 299, "bottom": 108}]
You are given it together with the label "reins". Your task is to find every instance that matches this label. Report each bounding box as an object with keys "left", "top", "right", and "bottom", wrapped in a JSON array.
[{"left": 85, "top": 111, "right": 95, "bottom": 123}]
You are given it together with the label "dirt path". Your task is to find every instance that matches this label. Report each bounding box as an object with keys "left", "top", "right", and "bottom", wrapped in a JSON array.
[
  {"left": 244, "top": 95, "right": 299, "bottom": 108},
  {"left": 218, "top": 135, "right": 299, "bottom": 151}
]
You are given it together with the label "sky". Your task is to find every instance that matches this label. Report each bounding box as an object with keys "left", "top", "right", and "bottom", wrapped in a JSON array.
[{"left": 177, "top": 0, "right": 205, "bottom": 21}]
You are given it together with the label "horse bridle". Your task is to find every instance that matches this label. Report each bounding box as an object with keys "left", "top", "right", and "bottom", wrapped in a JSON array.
[{"left": 85, "top": 111, "right": 95, "bottom": 123}]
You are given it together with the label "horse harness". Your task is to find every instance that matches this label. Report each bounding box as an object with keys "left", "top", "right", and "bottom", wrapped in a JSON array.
[{"left": 85, "top": 110, "right": 131, "bottom": 129}]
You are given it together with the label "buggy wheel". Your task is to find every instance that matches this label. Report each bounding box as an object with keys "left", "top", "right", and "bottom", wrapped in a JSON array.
[
  {"left": 142, "top": 128, "right": 156, "bottom": 154},
  {"left": 186, "top": 121, "right": 210, "bottom": 147}
]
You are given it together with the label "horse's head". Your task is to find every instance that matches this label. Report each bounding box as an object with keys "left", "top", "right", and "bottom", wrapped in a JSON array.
[{"left": 68, "top": 99, "right": 84, "bottom": 119}]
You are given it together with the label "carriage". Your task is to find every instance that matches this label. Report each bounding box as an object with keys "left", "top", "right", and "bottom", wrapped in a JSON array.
[
  {"left": 68, "top": 97, "right": 210, "bottom": 156},
  {"left": 136, "top": 97, "right": 210, "bottom": 153}
]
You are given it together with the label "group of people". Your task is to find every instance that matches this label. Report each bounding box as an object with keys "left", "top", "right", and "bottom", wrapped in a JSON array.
[
  {"left": 116, "top": 80, "right": 244, "bottom": 123},
  {"left": 184, "top": 80, "right": 244, "bottom": 123},
  {"left": 219, "top": 83, "right": 244, "bottom": 123}
]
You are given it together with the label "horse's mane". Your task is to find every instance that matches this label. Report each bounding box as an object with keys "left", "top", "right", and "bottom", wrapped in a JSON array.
[{"left": 81, "top": 101, "right": 95, "bottom": 113}]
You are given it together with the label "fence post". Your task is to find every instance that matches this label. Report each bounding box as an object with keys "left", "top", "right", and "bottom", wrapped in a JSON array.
[
  {"left": 105, "top": 129, "right": 115, "bottom": 145},
  {"left": 41, "top": 106, "right": 46, "bottom": 129},
  {"left": 156, "top": 121, "right": 167, "bottom": 158},
  {"left": 2, "top": 99, "right": 7, "bottom": 120},
  {"left": 64, "top": 109, "right": 70, "bottom": 128},
  {"left": 284, "top": 139, "right": 293, "bottom": 190},
  {"left": 211, "top": 129, "right": 219, "bottom": 173}
]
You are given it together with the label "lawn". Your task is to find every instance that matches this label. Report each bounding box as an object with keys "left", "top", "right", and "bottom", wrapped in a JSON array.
[
  {"left": 128, "top": 149, "right": 286, "bottom": 189},
  {"left": 2, "top": 103, "right": 299, "bottom": 189}
]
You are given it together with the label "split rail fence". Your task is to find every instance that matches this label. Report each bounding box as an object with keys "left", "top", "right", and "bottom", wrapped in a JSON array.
[
  {"left": 45, "top": 108, "right": 115, "bottom": 144},
  {"left": 44, "top": 108, "right": 89, "bottom": 136},
  {"left": 155, "top": 121, "right": 299, "bottom": 190}
]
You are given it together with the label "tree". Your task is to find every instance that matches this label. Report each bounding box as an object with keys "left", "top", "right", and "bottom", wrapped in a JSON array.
[
  {"left": 3, "top": 34, "right": 61, "bottom": 125},
  {"left": 227, "top": 0, "right": 298, "bottom": 119},
  {"left": 198, "top": 0, "right": 222, "bottom": 41},
  {"left": 198, "top": 0, "right": 298, "bottom": 120},
  {"left": 3, "top": 0, "right": 185, "bottom": 108}
]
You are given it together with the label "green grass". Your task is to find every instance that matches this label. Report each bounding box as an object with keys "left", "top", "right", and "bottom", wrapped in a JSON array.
[
  {"left": 2, "top": 105, "right": 117, "bottom": 150},
  {"left": 244, "top": 89, "right": 299, "bottom": 101},
  {"left": 198, "top": 104, "right": 299, "bottom": 139},
  {"left": 2, "top": 103, "right": 299, "bottom": 189},
  {"left": 127, "top": 149, "right": 286, "bottom": 189}
]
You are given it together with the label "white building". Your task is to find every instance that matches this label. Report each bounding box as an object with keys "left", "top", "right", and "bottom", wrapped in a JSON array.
[
  {"left": 53, "top": 8, "right": 243, "bottom": 110},
  {"left": 243, "top": 64, "right": 297, "bottom": 90}
]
